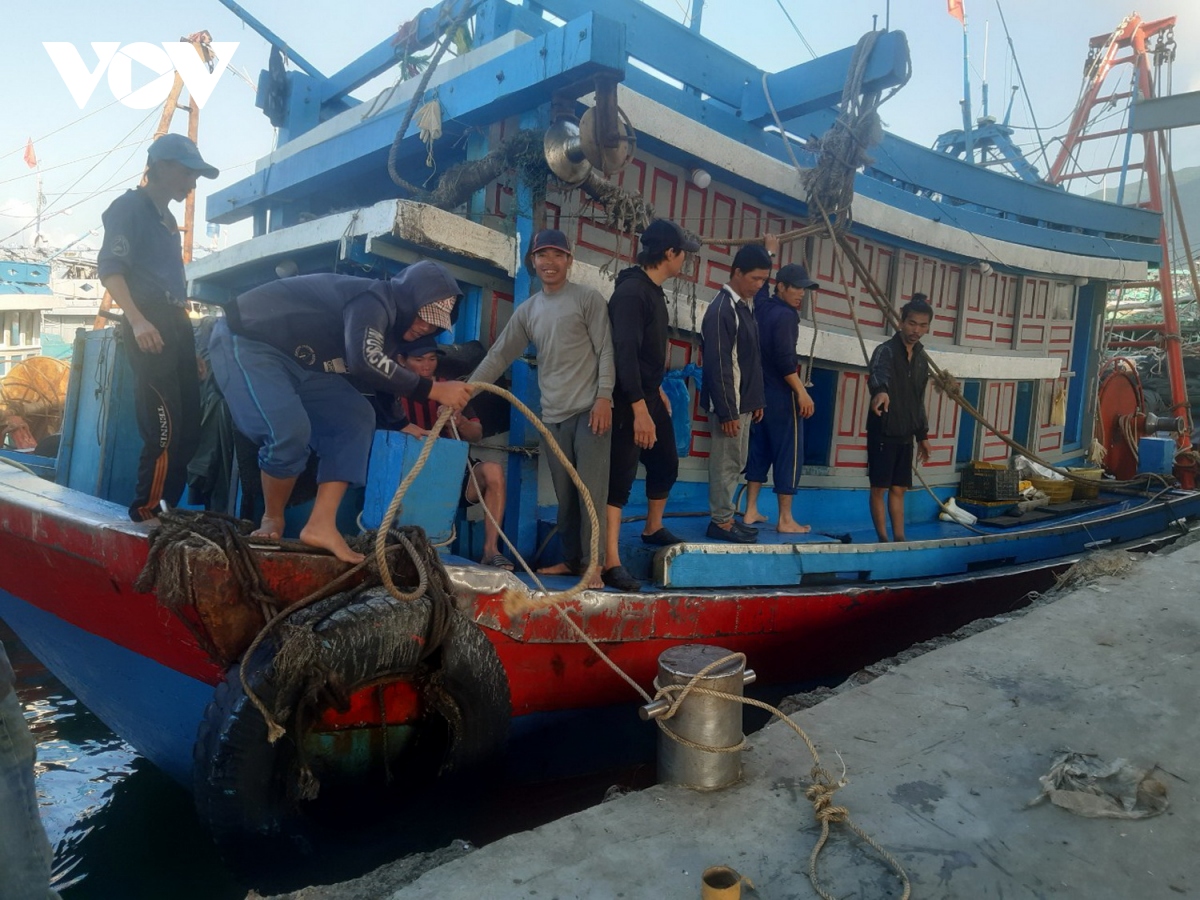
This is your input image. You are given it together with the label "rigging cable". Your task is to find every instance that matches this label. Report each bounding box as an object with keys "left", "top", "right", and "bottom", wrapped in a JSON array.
[
  {"left": 773, "top": 0, "right": 818, "bottom": 60},
  {"left": 0, "top": 108, "right": 158, "bottom": 245},
  {"left": 994, "top": 0, "right": 1049, "bottom": 172}
]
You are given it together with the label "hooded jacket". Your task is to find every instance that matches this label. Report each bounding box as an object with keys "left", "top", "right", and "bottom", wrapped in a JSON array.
[
  {"left": 224, "top": 261, "right": 461, "bottom": 400},
  {"left": 609, "top": 266, "right": 669, "bottom": 405}
]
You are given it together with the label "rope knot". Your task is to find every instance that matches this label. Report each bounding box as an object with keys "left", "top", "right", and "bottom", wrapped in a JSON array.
[{"left": 805, "top": 778, "right": 849, "bottom": 824}]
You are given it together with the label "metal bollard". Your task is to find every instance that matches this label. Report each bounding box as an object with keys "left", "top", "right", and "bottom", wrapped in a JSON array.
[{"left": 639, "top": 644, "right": 755, "bottom": 790}]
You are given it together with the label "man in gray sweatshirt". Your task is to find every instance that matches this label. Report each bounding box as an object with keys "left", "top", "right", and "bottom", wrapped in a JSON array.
[{"left": 470, "top": 229, "right": 614, "bottom": 588}]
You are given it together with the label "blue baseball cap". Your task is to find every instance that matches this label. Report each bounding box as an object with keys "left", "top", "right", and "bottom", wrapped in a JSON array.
[
  {"left": 147, "top": 133, "right": 219, "bottom": 179},
  {"left": 776, "top": 263, "right": 819, "bottom": 289}
]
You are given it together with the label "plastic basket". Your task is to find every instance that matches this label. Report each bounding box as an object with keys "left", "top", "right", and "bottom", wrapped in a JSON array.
[
  {"left": 1030, "top": 476, "right": 1074, "bottom": 504},
  {"left": 959, "top": 461, "right": 1020, "bottom": 501},
  {"left": 1067, "top": 467, "right": 1103, "bottom": 500}
]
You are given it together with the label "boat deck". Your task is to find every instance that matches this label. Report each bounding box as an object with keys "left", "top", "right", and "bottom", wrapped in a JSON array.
[{"left": 516, "top": 492, "right": 1179, "bottom": 590}]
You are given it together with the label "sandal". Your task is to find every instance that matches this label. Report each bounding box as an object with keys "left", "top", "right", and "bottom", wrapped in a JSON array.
[{"left": 482, "top": 553, "right": 515, "bottom": 571}]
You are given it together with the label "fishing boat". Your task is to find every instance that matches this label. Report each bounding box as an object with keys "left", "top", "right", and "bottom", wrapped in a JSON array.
[{"left": 2, "top": 0, "right": 1197, "bottom": 861}]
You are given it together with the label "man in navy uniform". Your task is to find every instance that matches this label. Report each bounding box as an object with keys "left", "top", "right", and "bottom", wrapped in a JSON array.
[
  {"left": 99, "top": 133, "right": 217, "bottom": 522},
  {"left": 743, "top": 263, "right": 819, "bottom": 534}
]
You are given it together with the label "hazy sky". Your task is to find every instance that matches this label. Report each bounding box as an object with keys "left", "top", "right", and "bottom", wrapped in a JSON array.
[{"left": 2, "top": 0, "right": 1197, "bottom": 255}]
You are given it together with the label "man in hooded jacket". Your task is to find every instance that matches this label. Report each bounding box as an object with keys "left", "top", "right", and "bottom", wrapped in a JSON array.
[
  {"left": 601, "top": 219, "right": 700, "bottom": 591},
  {"left": 209, "top": 260, "right": 471, "bottom": 563}
]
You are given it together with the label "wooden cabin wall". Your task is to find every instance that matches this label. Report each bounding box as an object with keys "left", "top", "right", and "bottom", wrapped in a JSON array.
[{"left": 473, "top": 129, "right": 1086, "bottom": 489}]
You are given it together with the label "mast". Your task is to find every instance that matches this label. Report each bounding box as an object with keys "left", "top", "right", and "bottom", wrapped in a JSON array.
[{"left": 1047, "top": 16, "right": 1191, "bottom": 470}]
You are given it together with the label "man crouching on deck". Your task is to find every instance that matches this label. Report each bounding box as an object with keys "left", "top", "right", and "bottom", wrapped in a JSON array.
[{"left": 208, "top": 261, "right": 472, "bottom": 563}]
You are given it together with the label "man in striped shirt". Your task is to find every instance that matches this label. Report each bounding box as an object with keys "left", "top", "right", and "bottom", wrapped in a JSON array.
[{"left": 388, "top": 336, "right": 511, "bottom": 569}]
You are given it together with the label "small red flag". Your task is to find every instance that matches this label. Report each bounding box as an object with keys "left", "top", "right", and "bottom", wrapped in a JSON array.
[
  {"left": 948, "top": 0, "right": 965, "bottom": 24},
  {"left": 23, "top": 138, "right": 37, "bottom": 169}
]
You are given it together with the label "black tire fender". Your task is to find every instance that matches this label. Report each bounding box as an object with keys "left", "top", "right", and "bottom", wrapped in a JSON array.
[{"left": 192, "top": 589, "right": 510, "bottom": 860}]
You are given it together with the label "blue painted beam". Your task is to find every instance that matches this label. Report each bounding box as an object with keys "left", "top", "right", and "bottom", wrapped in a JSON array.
[
  {"left": 866, "top": 128, "right": 1161, "bottom": 241},
  {"left": 319, "top": 0, "right": 481, "bottom": 105},
  {"left": 621, "top": 68, "right": 1161, "bottom": 265},
  {"left": 783, "top": 105, "right": 1159, "bottom": 242},
  {"left": 1130, "top": 89, "right": 1200, "bottom": 132},
  {"left": 740, "top": 31, "right": 911, "bottom": 126},
  {"left": 206, "top": 13, "right": 627, "bottom": 226},
  {"left": 531, "top": 0, "right": 754, "bottom": 108}
]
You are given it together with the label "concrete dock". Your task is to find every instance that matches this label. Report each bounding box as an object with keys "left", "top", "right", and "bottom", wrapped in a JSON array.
[{"left": 275, "top": 540, "right": 1200, "bottom": 899}]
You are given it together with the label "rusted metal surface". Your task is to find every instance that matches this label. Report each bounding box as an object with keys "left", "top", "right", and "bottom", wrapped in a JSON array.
[{"left": 186, "top": 550, "right": 368, "bottom": 665}]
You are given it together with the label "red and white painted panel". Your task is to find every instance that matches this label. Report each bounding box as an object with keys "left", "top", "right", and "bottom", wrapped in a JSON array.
[
  {"left": 923, "top": 382, "right": 959, "bottom": 469},
  {"left": 810, "top": 233, "right": 891, "bottom": 334},
  {"left": 832, "top": 371, "right": 872, "bottom": 469},
  {"left": 1032, "top": 281, "right": 1076, "bottom": 454},
  {"left": 979, "top": 380, "right": 1017, "bottom": 462},
  {"left": 961, "top": 269, "right": 1018, "bottom": 348},
  {"left": 897, "top": 252, "right": 960, "bottom": 343},
  {"left": 1017, "top": 277, "right": 1051, "bottom": 349}
]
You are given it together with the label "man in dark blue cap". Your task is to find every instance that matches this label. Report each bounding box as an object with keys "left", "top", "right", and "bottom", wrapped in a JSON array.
[
  {"left": 208, "top": 261, "right": 471, "bottom": 563},
  {"left": 743, "top": 262, "right": 819, "bottom": 533},
  {"left": 99, "top": 132, "right": 219, "bottom": 522},
  {"left": 601, "top": 219, "right": 700, "bottom": 592}
]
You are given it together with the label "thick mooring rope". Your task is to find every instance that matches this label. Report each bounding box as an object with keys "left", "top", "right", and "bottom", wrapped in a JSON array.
[{"left": 372, "top": 381, "right": 602, "bottom": 613}]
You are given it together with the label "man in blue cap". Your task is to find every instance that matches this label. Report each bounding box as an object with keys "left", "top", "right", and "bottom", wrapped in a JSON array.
[
  {"left": 99, "top": 132, "right": 219, "bottom": 522},
  {"left": 470, "top": 229, "right": 614, "bottom": 588},
  {"left": 743, "top": 262, "right": 819, "bottom": 533},
  {"left": 208, "top": 261, "right": 471, "bottom": 563}
]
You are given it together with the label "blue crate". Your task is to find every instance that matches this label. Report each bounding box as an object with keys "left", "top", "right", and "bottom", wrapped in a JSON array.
[{"left": 362, "top": 431, "right": 469, "bottom": 542}]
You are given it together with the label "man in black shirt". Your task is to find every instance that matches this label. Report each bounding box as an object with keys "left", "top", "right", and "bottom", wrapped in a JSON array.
[
  {"left": 602, "top": 219, "right": 700, "bottom": 591},
  {"left": 867, "top": 295, "right": 934, "bottom": 542}
]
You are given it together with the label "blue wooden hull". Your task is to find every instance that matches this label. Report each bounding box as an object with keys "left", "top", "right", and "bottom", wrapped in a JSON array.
[{"left": 0, "top": 587, "right": 212, "bottom": 786}]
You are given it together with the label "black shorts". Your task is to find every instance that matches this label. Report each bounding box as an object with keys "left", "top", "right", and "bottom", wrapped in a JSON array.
[{"left": 867, "top": 438, "right": 913, "bottom": 488}]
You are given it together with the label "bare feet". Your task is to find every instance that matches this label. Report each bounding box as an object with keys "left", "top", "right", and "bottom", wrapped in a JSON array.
[
  {"left": 251, "top": 515, "right": 285, "bottom": 540},
  {"left": 536, "top": 562, "right": 575, "bottom": 575},
  {"left": 743, "top": 511, "right": 769, "bottom": 525},
  {"left": 582, "top": 563, "right": 603, "bottom": 590},
  {"left": 776, "top": 521, "right": 812, "bottom": 534},
  {"left": 299, "top": 522, "right": 365, "bottom": 564}
]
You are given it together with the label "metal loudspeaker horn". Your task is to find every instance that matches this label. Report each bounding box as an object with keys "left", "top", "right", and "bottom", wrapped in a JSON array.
[{"left": 543, "top": 118, "right": 592, "bottom": 187}]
